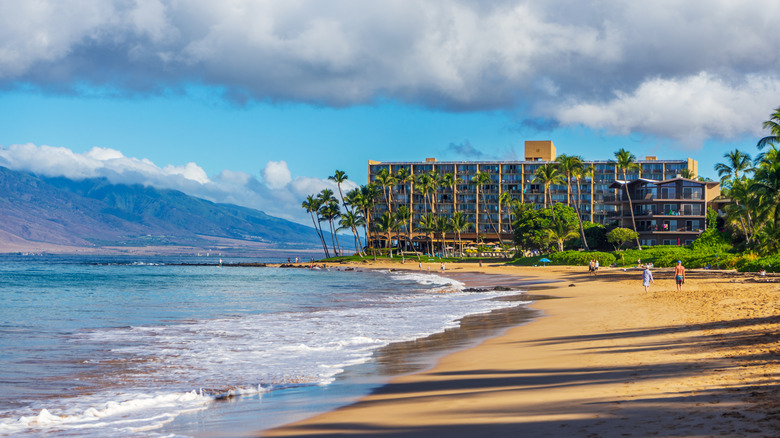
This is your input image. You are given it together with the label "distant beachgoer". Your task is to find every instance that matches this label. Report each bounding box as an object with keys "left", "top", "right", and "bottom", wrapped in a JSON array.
[
  {"left": 418, "top": 261, "right": 422, "bottom": 270},
  {"left": 402, "top": 257, "right": 405, "bottom": 264},
  {"left": 594, "top": 259, "right": 599, "bottom": 274},
  {"left": 674, "top": 261, "right": 685, "bottom": 291},
  {"left": 588, "top": 259, "right": 595, "bottom": 275},
  {"left": 440, "top": 262, "right": 445, "bottom": 272},
  {"left": 642, "top": 265, "right": 654, "bottom": 293},
  {"left": 219, "top": 258, "right": 223, "bottom": 267},
  {"left": 479, "top": 260, "right": 483, "bottom": 268}
]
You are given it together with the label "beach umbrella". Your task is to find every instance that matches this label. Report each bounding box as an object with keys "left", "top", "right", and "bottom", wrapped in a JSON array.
[{"left": 539, "top": 257, "right": 551, "bottom": 266}]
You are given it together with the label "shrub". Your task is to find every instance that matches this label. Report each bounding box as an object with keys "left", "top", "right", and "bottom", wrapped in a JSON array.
[
  {"left": 549, "top": 250, "right": 616, "bottom": 267},
  {"left": 737, "top": 254, "right": 780, "bottom": 272}
]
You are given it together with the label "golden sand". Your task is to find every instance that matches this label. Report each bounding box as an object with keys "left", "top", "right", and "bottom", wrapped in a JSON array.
[{"left": 263, "top": 262, "right": 780, "bottom": 437}]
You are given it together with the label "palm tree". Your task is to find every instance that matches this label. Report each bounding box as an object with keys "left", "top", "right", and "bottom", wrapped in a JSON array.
[
  {"left": 498, "top": 192, "right": 516, "bottom": 234},
  {"left": 441, "top": 172, "right": 462, "bottom": 218},
  {"left": 395, "top": 205, "right": 412, "bottom": 252},
  {"left": 374, "top": 211, "right": 399, "bottom": 250},
  {"left": 416, "top": 213, "right": 437, "bottom": 255},
  {"left": 533, "top": 163, "right": 564, "bottom": 221},
  {"left": 725, "top": 177, "right": 755, "bottom": 244},
  {"left": 415, "top": 173, "right": 433, "bottom": 215},
  {"left": 302, "top": 195, "right": 329, "bottom": 257},
  {"left": 757, "top": 106, "right": 780, "bottom": 150},
  {"left": 434, "top": 215, "right": 451, "bottom": 257},
  {"left": 338, "top": 210, "right": 365, "bottom": 255},
  {"left": 397, "top": 167, "right": 416, "bottom": 236},
  {"left": 449, "top": 212, "right": 472, "bottom": 257},
  {"left": 548, "top": 216, "right": 579, "bottom": 252},
  {"left": 374, "top": 168, "right": 397, "bottom": 213},
  {"left": 556, "top": 154, "right": 578, "bottom": 206},
  {"left": 471, "top": 171, "right": 499, "bottom": 239},
  {"left": 679, "top": 168, "right": 695, "bottom": 179},
  {"left": 571, "top": 160, "right": 591, "bottom": 250},
  {"left": 319, "top": 199, "right": 342, "bottom": 256},
  {"left": 715, "top": 150, "right": 753, "bottom": 184},
  {"left": 613, "top": 148, "right": 642, "bottom": 250},
  {"left": 329, "top": 170, "right": 349, "bottom": 209},
  {"left": 427, "top": 170, "right": 441, "bottom": 215}
]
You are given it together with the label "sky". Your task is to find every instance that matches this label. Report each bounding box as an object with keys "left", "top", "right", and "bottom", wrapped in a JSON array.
[{"left": 1, "top": 0, "right": 779, "bottom": 224}]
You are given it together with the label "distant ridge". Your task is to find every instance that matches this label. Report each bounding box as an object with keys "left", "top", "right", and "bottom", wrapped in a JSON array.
[{"left": 0, "top": 166, "right": 320, "bottom": 253}]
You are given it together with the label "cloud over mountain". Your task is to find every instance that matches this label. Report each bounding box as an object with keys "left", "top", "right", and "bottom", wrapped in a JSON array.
[
  {"left": 2, "top": 1, "right": 779, "bottom": 146},
  {"left": 0, "top": 143, "right": 356, "bottom": 224}
]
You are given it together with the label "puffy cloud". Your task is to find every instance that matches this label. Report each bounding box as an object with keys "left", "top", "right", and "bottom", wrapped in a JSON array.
[
  {"left": 2, "top": 1, "right": 779, "bottom": 143},
  {"left": 551, "top": 73, "right": 780, "bottom": 147},
  {"left": 261, "top": 160, "right": 292, "bottom": 189},
  {"left": 0, "top": 143, "right": 351, "bottom": 224}
]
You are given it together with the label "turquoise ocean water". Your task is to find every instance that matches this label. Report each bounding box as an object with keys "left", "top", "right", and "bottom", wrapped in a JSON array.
[{"left": 0, "top": 254, "right": 527, "bottom": 437}]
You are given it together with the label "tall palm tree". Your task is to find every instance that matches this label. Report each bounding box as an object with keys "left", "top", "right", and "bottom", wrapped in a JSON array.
[
  {"left": 374, "top": 168, "right": 397, "bottom": 213},
  {"left": 471, "top": 171, "right": 499, "bottom": 239},
  {"left": 302, "top": 195, "right": 329, "bottom": 257},
  {"left": 329, "top": 170, "right": 349, "bottom": 209},
  {"left": 395, "top": 205, "right": 412, "bottom": 252},
  {"left": 725, "top": 178, "right": 754, "bottom": 244},
  {"left": 338, "top": 210, "right": 365, "bottom": 255},
  {"left": 556, "top": 154, "right": 578, "bottom": 206},
  {"left": 441, "top": 172, "right": 462, "bottom": 218},
  {"left": 319, "top": 199, "right": 342, "bottom": 256},
  {"left": 571, "top": 161, "right": 591, "bottom": 251},
  {"left": 613, "top": 148, "right": 642, "bottom": 250},
  {"left": 498, "top": 192, "right": 516, "bottom": 234},
  {"left": 415, "top": 173, "right": 433, "bottom": 215},
  {"left": 397, "top": 167, "right": 416, "bottom": 236},
  {"left": 449, "top": 212, "right": 472, "bottom": 257},
  {"left": 427, "top": 170, "right": 441, "bottom": 215},
  {"left": 757, "top": 106, "right": 780, "bottom": 150},
  {"left": 533, "top": 163, "right": 564, "bottom": 221},
  {"left": 417, "top": 213, "right": 437, "bottom": 255},
  {"left": 374, "top": 211, "right": 399, "bottom": 249},
  {"left": 715, "top": 149, "right": 753, "bottom": 184},
  {"left": 434, "top": 215, "right": 451, "bottom": 258}
]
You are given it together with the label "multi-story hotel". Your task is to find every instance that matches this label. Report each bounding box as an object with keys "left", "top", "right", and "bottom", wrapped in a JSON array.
[{"left": 367, "top": 141, "right": 706, "bottom": 246}]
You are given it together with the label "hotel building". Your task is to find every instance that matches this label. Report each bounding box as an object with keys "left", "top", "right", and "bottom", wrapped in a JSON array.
[{"left": 367, "top": 141, "right": 709, "bottom": 246}]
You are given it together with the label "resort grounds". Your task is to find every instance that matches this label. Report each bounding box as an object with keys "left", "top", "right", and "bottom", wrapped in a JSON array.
[{"left": 262, "top": 261, "right": 780, "bottom": 437}]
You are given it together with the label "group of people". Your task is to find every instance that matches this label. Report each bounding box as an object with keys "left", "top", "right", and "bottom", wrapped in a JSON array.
[
  {"left": 588, "top": 258, "right": 600, "bottom": 275},
  {"left": 642, "top": 260, "right": 686, "bottom": 293}
]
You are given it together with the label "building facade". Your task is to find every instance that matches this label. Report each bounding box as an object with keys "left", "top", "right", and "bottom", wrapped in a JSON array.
[
  {"left": 607, "top": 177, "right": 720, "bottom": 247},
  {"left": 367, "top": 141, "right": 699, "bottom": 245}
]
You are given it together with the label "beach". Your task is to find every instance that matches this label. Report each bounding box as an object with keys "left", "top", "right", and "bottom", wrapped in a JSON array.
[{"left": 263, "top": 262, "right": 780, "bottom": 437}]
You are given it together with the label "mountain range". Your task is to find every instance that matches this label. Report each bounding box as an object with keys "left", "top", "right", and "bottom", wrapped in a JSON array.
[{"left": 0, "top": 166, "right": 321, "bottom": 254}]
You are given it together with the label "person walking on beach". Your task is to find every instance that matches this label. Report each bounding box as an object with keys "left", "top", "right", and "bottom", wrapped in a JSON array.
[
  {"left": 588, "top": 259, "right": 595, "bottom": 276},
  {"left": 674, "top": 261, "right": 686, "bottom": 291},
  {"left": 642, "top": 264, "right": 654, "bottom": 293},
  {"left": 440, "top": 262, "right": 445, "bottom": 272},
  {"left": 594, "top": 259, "right": 599, "bottom": 275}
]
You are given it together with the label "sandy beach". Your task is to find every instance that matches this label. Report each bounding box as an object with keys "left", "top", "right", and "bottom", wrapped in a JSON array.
[{"left": 262, "top": 261, "right": 780, "bottom": 437}]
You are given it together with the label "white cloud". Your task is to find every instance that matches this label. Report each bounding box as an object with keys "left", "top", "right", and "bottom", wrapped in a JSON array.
[
  {"left": 261, "top": 160, "right": 292, "bottom": 189},
  {"left": 2, "top": 1, "right": 780, "bottom": 143},
  {"left": 552, "top": 73, "right": 780, "bottom": 147},
  {"left": 0, "top": 143, "right": 351, "bottom": 224}
]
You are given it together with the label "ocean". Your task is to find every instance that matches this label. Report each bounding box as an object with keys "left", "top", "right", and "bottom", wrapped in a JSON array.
[{"left": 0, "top": 254, "right": 531, "bottom": 437}]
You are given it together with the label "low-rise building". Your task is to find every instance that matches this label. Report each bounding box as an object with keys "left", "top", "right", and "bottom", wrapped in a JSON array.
[{"left": 607, "top": 177, "right": 721, "bottom": 246}]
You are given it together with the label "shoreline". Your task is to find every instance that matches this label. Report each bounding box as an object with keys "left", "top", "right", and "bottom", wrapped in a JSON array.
[
  {"left": 263, "top": 261, "right": 780, "bottom": 437},
  {"left": 161, "top": 263, "right": 546, "bottom": 437}
]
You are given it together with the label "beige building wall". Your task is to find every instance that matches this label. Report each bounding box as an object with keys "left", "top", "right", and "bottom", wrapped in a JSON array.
[{"left": 524, "top": 141, "right": 556, "bottom": 161}]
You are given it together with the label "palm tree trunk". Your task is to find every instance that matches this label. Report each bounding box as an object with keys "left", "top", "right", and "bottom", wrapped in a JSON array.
[
  {"left": 572, "top": 177, "right": 590, "bottom": 250},
  {"left": 623, "top": 171, "right": 642, "bottom": 250},
  {"left": 310, "top": 211, "right": 330, "bottom": 258}
]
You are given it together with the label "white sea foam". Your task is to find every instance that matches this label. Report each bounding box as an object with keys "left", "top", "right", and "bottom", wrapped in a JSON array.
[{"left": 0, "top": 270, "right": 525, "bottom": 437}]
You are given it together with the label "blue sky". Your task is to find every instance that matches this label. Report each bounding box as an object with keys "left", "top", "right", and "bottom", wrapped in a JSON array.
[{"left": 0, "top": 1, "right": 778, "bottom": 224}]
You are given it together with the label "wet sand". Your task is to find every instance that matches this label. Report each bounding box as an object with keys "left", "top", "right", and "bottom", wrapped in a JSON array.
[{"left": 263, "top": 261, "right": 780, "bottom": 437}]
